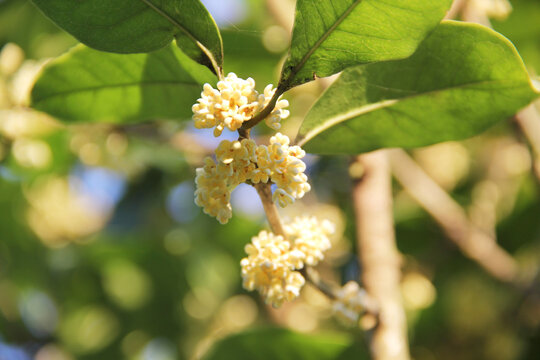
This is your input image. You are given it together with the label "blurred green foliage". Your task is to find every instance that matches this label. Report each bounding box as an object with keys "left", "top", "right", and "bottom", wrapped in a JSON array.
[{"left": 0, "top": 1, "right": 539, "bottom": 360}]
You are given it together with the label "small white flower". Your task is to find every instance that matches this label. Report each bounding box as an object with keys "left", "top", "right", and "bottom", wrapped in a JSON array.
[
  {"left": 285, "top": 216, "right": 334, "bottom": 266},
  {"left": 194, "top": 134, "right": 311, "bottom": 223},
  {"left": 240, "top": 217, "right": 335, "bottom": 306},
  {"left": 192, "top": 73, "right": 289, "bottom": 136},
  {"left": 240, "top": 230, "right": 305, "bottom": 307}
]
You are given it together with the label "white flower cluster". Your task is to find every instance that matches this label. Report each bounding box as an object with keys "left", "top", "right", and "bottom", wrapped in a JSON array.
[
  {"left": 332, "top": 281, "right": 368, "bottom": 323},
  {"left": 194, "top": 133, "right": 310, "bottom": 224},
  {"left": 192, "top": 73, "right": 289, "bottom": 136},
  {"left": 241, "top": 230, "right": 305, "bottom": 308},
  {"left": 241, "top": 217, "right": 334, "bottom": 307},
  {"left": 284, "top": 216, "right": 334, "bottom": 266},
  {"left": 258, "top": 133, "right": 311, "bottom": 207},
  {"left": 194, "top": 138, "right": 256, "bottom": 224}
]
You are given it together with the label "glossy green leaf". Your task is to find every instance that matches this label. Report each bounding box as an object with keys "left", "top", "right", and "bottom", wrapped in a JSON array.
[
  {"left": 31, "top": 44, "right": 215, "bottom": 123},
  {"left": 202, "top": 328, "right": 352, "bottom": 360},
  {"left": 297, "top": 21, "right": 540, "bottom": 154},
  {"left": 279, "top": 0, "right": 453, "bottom": 90},
  {"left": 30, "top": 0, "right": 223, "bottom": 73}
]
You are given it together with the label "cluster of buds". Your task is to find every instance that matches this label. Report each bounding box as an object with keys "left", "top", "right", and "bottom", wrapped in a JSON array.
[
  {"left": 332, "top": 281, "right": 369, "bottom": 324},
  {"left": 192, "top": 73, "right": 289, "bottom": 136},
  {"left": 194, "top": 133, "right": 310, "bottom": 224},
  {"left": 241, "top": 217, "right": 334, "bottom": 307}
]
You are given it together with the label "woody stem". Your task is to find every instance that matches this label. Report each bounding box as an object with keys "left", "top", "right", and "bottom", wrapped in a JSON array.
[{"left": 254, "top": 182, "right": 286, "bottom": 237}]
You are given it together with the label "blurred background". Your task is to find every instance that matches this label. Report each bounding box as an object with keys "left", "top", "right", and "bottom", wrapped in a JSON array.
[{"left": 0, "top": 0, "right": 539, "bottom": 359}]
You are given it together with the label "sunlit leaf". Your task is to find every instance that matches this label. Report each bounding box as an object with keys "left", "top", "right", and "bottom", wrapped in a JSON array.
[
  {"left": 31, "top": 44, "right": 215, "bottom": 123},
  {"left": 279, "top": 0, "right": 453, "bottom": 90},
  {"left": 297, "top": 21, "right": 539, "bottom": 154},
  {"left": 30, "top": 0, "right": 223, "bottom": 73}
]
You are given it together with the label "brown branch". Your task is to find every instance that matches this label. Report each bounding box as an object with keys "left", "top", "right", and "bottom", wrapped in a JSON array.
[
  {"left": 388, "top": 149, "right": 519, "bottom": 284},
  {"left": 237, "top": 128, "right": 251, "bottom": 140},
  {"left": 353, "top": 151, "right": 410, "bottom": 360}
]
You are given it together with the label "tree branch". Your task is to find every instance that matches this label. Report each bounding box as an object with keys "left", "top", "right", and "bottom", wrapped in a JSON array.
[
  {"left": 388, "top": 149, "right": 519, "bottom": 284},
  {"left": 353, "top": 151, "right": 410, "bottom": 360}
]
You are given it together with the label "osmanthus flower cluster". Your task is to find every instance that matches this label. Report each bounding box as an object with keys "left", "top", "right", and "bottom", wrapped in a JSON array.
[
  {"left": 191, "top": 74, "right": 336, "bottom": 308},
  {"left": 192, "top": 73, "right": 289, "bottom": 136},
  {"left": 192, "top": 73, "right": 309, "bottom": 223},
  {"left": 194, "top": 133, "right": 310, "bottom": 224},
  {"left": 240, "top": 216, "right": 334, "bottom": 307}
]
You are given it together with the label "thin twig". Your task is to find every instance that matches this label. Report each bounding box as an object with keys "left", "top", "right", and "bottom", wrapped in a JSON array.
[
  {"left": 353, "top": 151, "right": 410, "bottom": 360},
  {"left": 254, "top": 182, "right": 286, "bottom": 237},
  {"left": 300, "top": 267, "right": 337, "bottom": 300},
  {"left": 240, "top": 86, "right": 285, "bottom": 130},
  {"left": 237, "top": 128, "right": 251, "bottom": 140}
]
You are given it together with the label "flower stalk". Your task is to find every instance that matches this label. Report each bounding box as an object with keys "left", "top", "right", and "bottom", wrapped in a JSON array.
[{"left": 254, "top": 182, "right": 287, "bottom": 237}]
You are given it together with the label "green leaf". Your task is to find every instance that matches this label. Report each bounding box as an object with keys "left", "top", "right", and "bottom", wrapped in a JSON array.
[
  {"left": 31, "top": 44, "right": 215, "bottom": 123},
  {"left": 297, "top": 21, "right": 540, "bottom": 154},
  {"left": 280, "top": 0, "right": 453, "bottom": 90},
  {"left": 202, "top": 328, "right": 352, "bottom": 360},
  {"left": 30, "top": 0, "right": 223, "bottom": 74}
]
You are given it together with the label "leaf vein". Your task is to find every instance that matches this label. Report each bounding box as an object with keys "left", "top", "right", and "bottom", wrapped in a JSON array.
[{"left": 283, "top": 0, "right": 363, "bottom": 87}]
